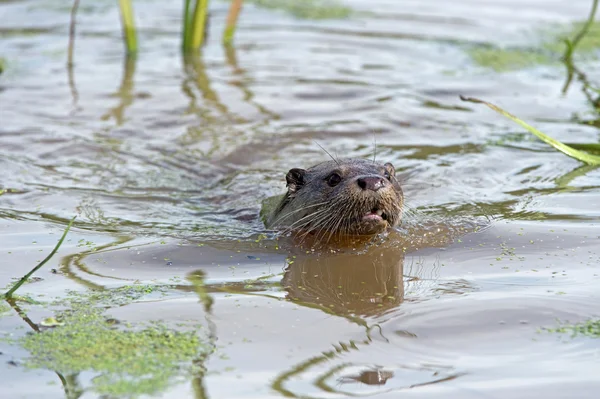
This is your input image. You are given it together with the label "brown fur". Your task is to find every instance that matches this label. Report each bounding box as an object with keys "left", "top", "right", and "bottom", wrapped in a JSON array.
[{"left": 267, "top": 158, "right": 404, "bottom": 241}]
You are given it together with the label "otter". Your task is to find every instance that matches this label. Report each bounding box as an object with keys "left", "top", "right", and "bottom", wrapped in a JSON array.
[{"left": 266, "top": 158, "right": 404, "bottom": 239}]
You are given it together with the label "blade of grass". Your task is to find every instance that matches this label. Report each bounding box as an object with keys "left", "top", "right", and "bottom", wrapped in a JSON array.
[
  {"left": 183, "top": 0, "right": 193, "bottom": 50},
  {"left": 3, "top": 217, "right": 76, "bottom": 299},
  {"left": 118, "top": 0, "right": 138, "bottom": 54},
  {"left": 223, "top": 0, "right": 244, "bottom": 46},
  {"left": 190, "top": 0, "right": 210, "bottom": 50},
  {"left": 459, "top": 96, "right": 600, "bottom": 165}
]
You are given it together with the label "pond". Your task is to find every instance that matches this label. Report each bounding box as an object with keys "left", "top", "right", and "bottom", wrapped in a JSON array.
[{"left": 1, "top": 0, "right": 600, "bottom": 397}]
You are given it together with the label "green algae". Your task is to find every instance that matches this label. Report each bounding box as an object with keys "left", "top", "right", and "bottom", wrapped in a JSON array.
[
  {"left": 469, "top": 47, "right": 552, "bottom": 72},
  {"left": 248, "top": 0, "right": 352, "bottom": 19},
  {"left": 14, "top": 284, "right": 208, "bottom": 398},
  {"left": 469, "top": 20, "right": 600, "bottom": 71},
  {"left": 547, "top": 319, "right": 600, "bottom": 338},
  {"left": 0, "top": 303, "right": 10, "bottom": 316}
]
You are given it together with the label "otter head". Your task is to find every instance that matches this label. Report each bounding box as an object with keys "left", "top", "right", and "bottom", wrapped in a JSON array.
[{"left": 268, "top": 158, "right": 404, "bottom": 238}]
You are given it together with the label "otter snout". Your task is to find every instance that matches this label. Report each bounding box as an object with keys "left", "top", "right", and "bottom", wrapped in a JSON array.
[{"left": 357, "top": 176, "right": 387, "bottom": 192}]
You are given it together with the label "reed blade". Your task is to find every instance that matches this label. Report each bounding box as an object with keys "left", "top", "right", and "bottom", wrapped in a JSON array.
[
  {"left": 223, "top": 0, "right": 244, "bottom": 46},
  {"left": 118, "top": 0, "right": 138, "bottom": 54},
  {"left": 3, "top": 217, "right": 76, "bottom": 299},
  {"left": 460, "top": 96, "right": 600, "bottom": 165},
  {"left": 190, "top": 0, "right": 210, "bottom": 50}
]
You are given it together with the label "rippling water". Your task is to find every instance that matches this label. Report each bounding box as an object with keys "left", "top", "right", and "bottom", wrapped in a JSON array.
[{"left": 1, "top": 0, "right": 600, "bottom": 398}]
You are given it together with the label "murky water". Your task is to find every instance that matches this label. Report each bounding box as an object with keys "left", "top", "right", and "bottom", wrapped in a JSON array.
[{"left": 2, "top": 0, "right": 600, "bottom": 397}]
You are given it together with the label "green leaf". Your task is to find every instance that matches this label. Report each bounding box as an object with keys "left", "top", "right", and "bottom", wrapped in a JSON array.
[{"left": 460, "top": 96, "right": 600, "bottom": 165}]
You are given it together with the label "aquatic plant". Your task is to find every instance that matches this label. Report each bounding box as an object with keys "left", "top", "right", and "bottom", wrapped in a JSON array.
[
  {"left": 547, "top": 318, "right": 600, "bottom": 338},
  {"left": 246, "top": 0, "right": 352, "bottom": 19},
  {"left": 16, "top": 286, "right": 208, "bottom": 397},
  {"left": 561, "top": 0, "right": 599, "bottom": 94},
  {"left": 469, "top": 0, "right": 600, "bottom": 72},
  {"left": 224, "top": 0, "right": 244, "bottom": 45},
  {"left": 2, "top": 217, "right": 75, "bottom": 299},
  {"left": 460, "top": 96, "right": 600, "bottom": 165},
  {"left": 183, "top": 0, "right": 210, "bottom": 51},
  {"left": 117, "top": 0, "right": 137, "bottom": 54}
]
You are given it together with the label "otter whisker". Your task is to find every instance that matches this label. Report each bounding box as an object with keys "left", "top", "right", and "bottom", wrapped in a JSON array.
[
  {"left": 269, "top": 201, "right": 329, "bottom": 226},
  {"left": 313, "top": 140, "right": 340, "bottom": 166},
  {"left": 280, "top": 208, "right": 330, "bottom": 234}
]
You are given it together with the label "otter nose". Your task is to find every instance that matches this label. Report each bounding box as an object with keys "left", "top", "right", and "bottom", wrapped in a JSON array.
[{"left": 357, "top": 176, "right": 385, "bottom": 191}]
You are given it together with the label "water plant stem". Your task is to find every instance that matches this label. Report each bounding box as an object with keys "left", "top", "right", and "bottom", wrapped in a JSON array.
[
  {"left": 67, "top": 0, "right": 80, "bottom": 67},
  {"left": 223, "top": 0, "right": 244, "bottom": 45},
  {"left": 183, "top": 0, "right": 193, "bottom": 50},
  {"left": 2, "top": 217, "right": 75, "bottom": 299},
  {"left": 118, "top": 0, "right": 138, "bottom": 54},
  {"left": 460, "top": 96, "right": 600, "bottom": 165},
  {"left": 190, "top": 0, "right": 210, "bottom": 50},
  {"left": 562, "top": 0, "right": 598, "bottom": 94}
]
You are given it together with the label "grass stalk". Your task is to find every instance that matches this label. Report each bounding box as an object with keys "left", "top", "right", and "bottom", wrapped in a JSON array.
[
  {"left": 460, "top": 96, "right": 600, "bottom": 165},
  {"left": 561, "top": 0, "right": 598, "bottom": 94},
  {"left": 67, "top": 0, "right": 80, "bottom": 67},
  {"left": 118, "top": 0, "right": 138, "bottom": 54},
  {"left": 189, "top": 0, "right": 210, "bottom": 50},
  {"left": 183, "top": 0, "right": 193, "bottom": 50},
  {"left": 2, "top": 217, "right": 76, "bottom": 299},
  {"left": 223, "top": 0, "right": 244, "bottom": 46}
]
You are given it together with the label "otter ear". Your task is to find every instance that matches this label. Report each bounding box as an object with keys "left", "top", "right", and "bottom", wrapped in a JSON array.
[
  {"left": 384, "top": 162, "right": 396, "bottom": 176},
  {"left": 286, "top": 168, "right": 306, "bottom": 193}
]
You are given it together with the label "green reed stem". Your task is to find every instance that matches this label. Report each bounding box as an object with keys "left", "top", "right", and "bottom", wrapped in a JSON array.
[
  {"left": 189, "top": 0, "right": 210, "bottom": 50},
  {"left": 223, "top": 0, "right": 244, "bottom": 46},
  {"left": 561, "top": 0, "right": 598, "bottom": 94},
  {"left": 183, "top": 0, "right": 193, "bottom": 50},
  {"left": 118, "top": 0, "right": 138, "bottom": 54},
  {"left": 3, "top": 217, "right": 76, "bottom": 299},
  {"left": 460, "top": 96, "right": 600, "bottom": 165}
]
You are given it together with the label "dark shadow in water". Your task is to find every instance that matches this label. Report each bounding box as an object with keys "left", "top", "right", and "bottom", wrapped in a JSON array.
[
  {"left": 101, "top": 55, "right": 137, "bottom": 125},
  {"left": 4, "top": 298, "right": 84, "bottom": 399}
]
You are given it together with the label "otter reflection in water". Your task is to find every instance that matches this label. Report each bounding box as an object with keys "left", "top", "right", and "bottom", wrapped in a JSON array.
[
  {"left": 282, "top": 242, "right": 405, "bottom": 317},
  {"left": 266, "top": 158, "right": 404, "bottom": 241}
]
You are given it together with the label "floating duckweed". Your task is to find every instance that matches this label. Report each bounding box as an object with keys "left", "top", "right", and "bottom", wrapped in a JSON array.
[
  {"left": 469, "top": 20, "right": 600, "bottom": 71},
  {"left": 16, "top": 285, "right": 208, "bottom": 397},
  {"left": 0, "top": 303, "right": 10, "bottom": 316},
  {"left": 547, "top": 319, "right": 600, "bottom": 338},
  {"left": 469, "top": 47, "right": 552, "bottom": 71}
]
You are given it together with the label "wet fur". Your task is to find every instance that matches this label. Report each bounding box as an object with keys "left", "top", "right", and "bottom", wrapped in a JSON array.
[{"left": 267, "top": 158, "right": 404, "bottom": 241}]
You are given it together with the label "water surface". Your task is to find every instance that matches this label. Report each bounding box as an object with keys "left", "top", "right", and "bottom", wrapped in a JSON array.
[{"left": 1, "top": 0, "right": 600, "bottom": 398}]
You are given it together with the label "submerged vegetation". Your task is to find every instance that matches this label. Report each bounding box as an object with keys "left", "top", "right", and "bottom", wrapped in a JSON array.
[
  {"left": 470, "top": 0, "right": 600, "bottom": 71},
  {"left": 463, "top": 0, "right": 600, "bottom": 168},
  {"left": 114, "top": 0, "right": 354, "bottom": 53},
  {"left": 12, "top": 286, "right": 208, "bottom": 397},
  {"left": 244, "top": 0, "right": 352, "bottom": 19},
  {"left": 547, "top": 319, "right": 600, "bottom": 338},
  {"left": 2, "top": 217, "right": 74, "bottom": 299},
  {"left": 460, "top": 97, "right": 600, "bottom": 165}
]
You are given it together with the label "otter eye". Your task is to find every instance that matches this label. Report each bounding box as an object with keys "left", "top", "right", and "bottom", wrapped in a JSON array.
[
  {"left": 326, "top": 173, "right": 342, "bottom": 187},
  {"left": 383, "top": 171, "right": 391, "bottom": 180}
]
